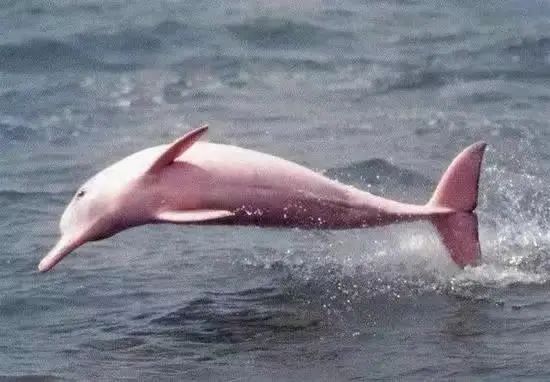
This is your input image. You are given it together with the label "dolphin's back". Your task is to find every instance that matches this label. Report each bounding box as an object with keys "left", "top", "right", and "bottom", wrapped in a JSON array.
[{"left": 181, "top": 142, "right": 354, "bottom": 204}]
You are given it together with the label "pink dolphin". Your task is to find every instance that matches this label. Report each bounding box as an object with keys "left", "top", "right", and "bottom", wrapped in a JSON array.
[{"left": 38, "top": 125, "right": 486, "bottom": 272}]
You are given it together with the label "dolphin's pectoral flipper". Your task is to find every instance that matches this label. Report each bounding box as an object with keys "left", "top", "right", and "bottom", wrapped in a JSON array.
[{"left": 154, "top": 209, "right": 235, "bottom": 224}]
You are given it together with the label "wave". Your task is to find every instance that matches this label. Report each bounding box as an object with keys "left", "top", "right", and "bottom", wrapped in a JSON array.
[
  {"left": 0, "top": 18, "right": 212, "bottom": 73},
  {"left": 0, "top": 39, "right": 138, "bottom": 73},
  {"left": 75, "top": 30, "right": 162, "bottom": 54},
  {"left": 144, "top": 291, "right": 320, "bottom": 345},
  {"left": 166, "top": 54, "right": 446, "bottom": 99},
  {"left": 9, "top": 1, "right": 103, "bottom": 16},
  {"left": 0, "top": 375, "right": 61, "bottom": 382},
  {"left": 0, "top": 113, "right": 89, "bottom": 145},
  {"left": 0, "top": 119, "right": 39, "bottom": 141},
  {"left": 167, "top": 54, "right": 336, "bottom": 95},
  {"left": 431, "top": 35, "right": 550, "bottom": 83},
  {"left": 227, "top": 16, "right": 353, "bottom": 49},
  {"left": 0, "top": 190, "right": 70, "bottom": 205},
  {"left": 83, "top": 337, "right": 145, "bottom": 352},
  {"left": 325, "top": 158, "right": 433, "bottom": 198},
  {"left": 505, "top": 36, "right": 550, "bottom": 65},
  {"left": 320, "top": 59, "right": 447, "bottom": 98},
  {"left": 394, "top": 29, "right": 477, "bottom": 45},
  {"left": 150, "top": 20, "right": 205, "bottom": 46}
]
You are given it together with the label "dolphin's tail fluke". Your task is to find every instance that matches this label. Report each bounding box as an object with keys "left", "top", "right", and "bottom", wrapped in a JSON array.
[
  {"left": 431, "top": 213, "right": 481, "bottom": 267},
  {"left": 427, "top": 142, "right": 487, "bottom": 267}
]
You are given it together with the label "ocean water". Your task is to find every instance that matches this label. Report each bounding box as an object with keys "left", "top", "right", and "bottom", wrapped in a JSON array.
[{"left": 2, "top": 0, "right": 550, "bottom": 380}]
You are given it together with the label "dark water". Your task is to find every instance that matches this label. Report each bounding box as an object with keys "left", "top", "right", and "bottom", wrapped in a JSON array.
[{"left": 2, "top": 0, "right": 550, "bottom": 380}]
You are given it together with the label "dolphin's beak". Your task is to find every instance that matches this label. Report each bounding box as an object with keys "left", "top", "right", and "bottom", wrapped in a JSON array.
[{"left": 38, "top": 234, "right": 86, "bottom": 272}]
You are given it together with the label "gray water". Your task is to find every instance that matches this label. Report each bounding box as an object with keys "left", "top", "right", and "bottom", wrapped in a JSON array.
[{"left": 2, "top": 1, "right": 550, "bottom": 380}]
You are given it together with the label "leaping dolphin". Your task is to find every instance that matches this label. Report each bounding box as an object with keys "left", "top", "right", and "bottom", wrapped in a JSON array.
[{"left": 39, "top": 125, "right": 486, "bottom": 272}]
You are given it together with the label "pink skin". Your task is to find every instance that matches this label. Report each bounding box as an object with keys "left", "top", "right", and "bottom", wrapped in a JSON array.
[{"left": 39, "top": 126, "right": 486, "bottom": 272}]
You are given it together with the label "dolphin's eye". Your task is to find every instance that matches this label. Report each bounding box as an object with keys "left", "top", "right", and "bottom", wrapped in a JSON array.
[{"left": 76, "top": 190, "right": 86, "bottom": 198}]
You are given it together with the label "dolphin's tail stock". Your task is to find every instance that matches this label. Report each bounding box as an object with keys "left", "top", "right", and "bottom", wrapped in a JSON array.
[{"left": 427, "top": 142, "right": 487, "bottom": 267}]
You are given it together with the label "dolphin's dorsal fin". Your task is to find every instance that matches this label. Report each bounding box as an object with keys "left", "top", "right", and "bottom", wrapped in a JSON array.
[
  {"left": 147, "top": 124, "right": 208, "bottom": 174},
  {"left": 155, "top": 209, "right": 234, "bottom": 223}
]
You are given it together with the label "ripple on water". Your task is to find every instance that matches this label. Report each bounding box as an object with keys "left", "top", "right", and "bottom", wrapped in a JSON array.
[
  {"left": 227, "top": 16, "right": 353, "bottom": 49},
  {"left": 0, "top": 39, "right": 138, "bottom": 73},
  {"left": 144, "top": 292, "right": 320, "bottom": 346},
  {"left": 0, "top": 376, "right": 62, "bottom": 382}
]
